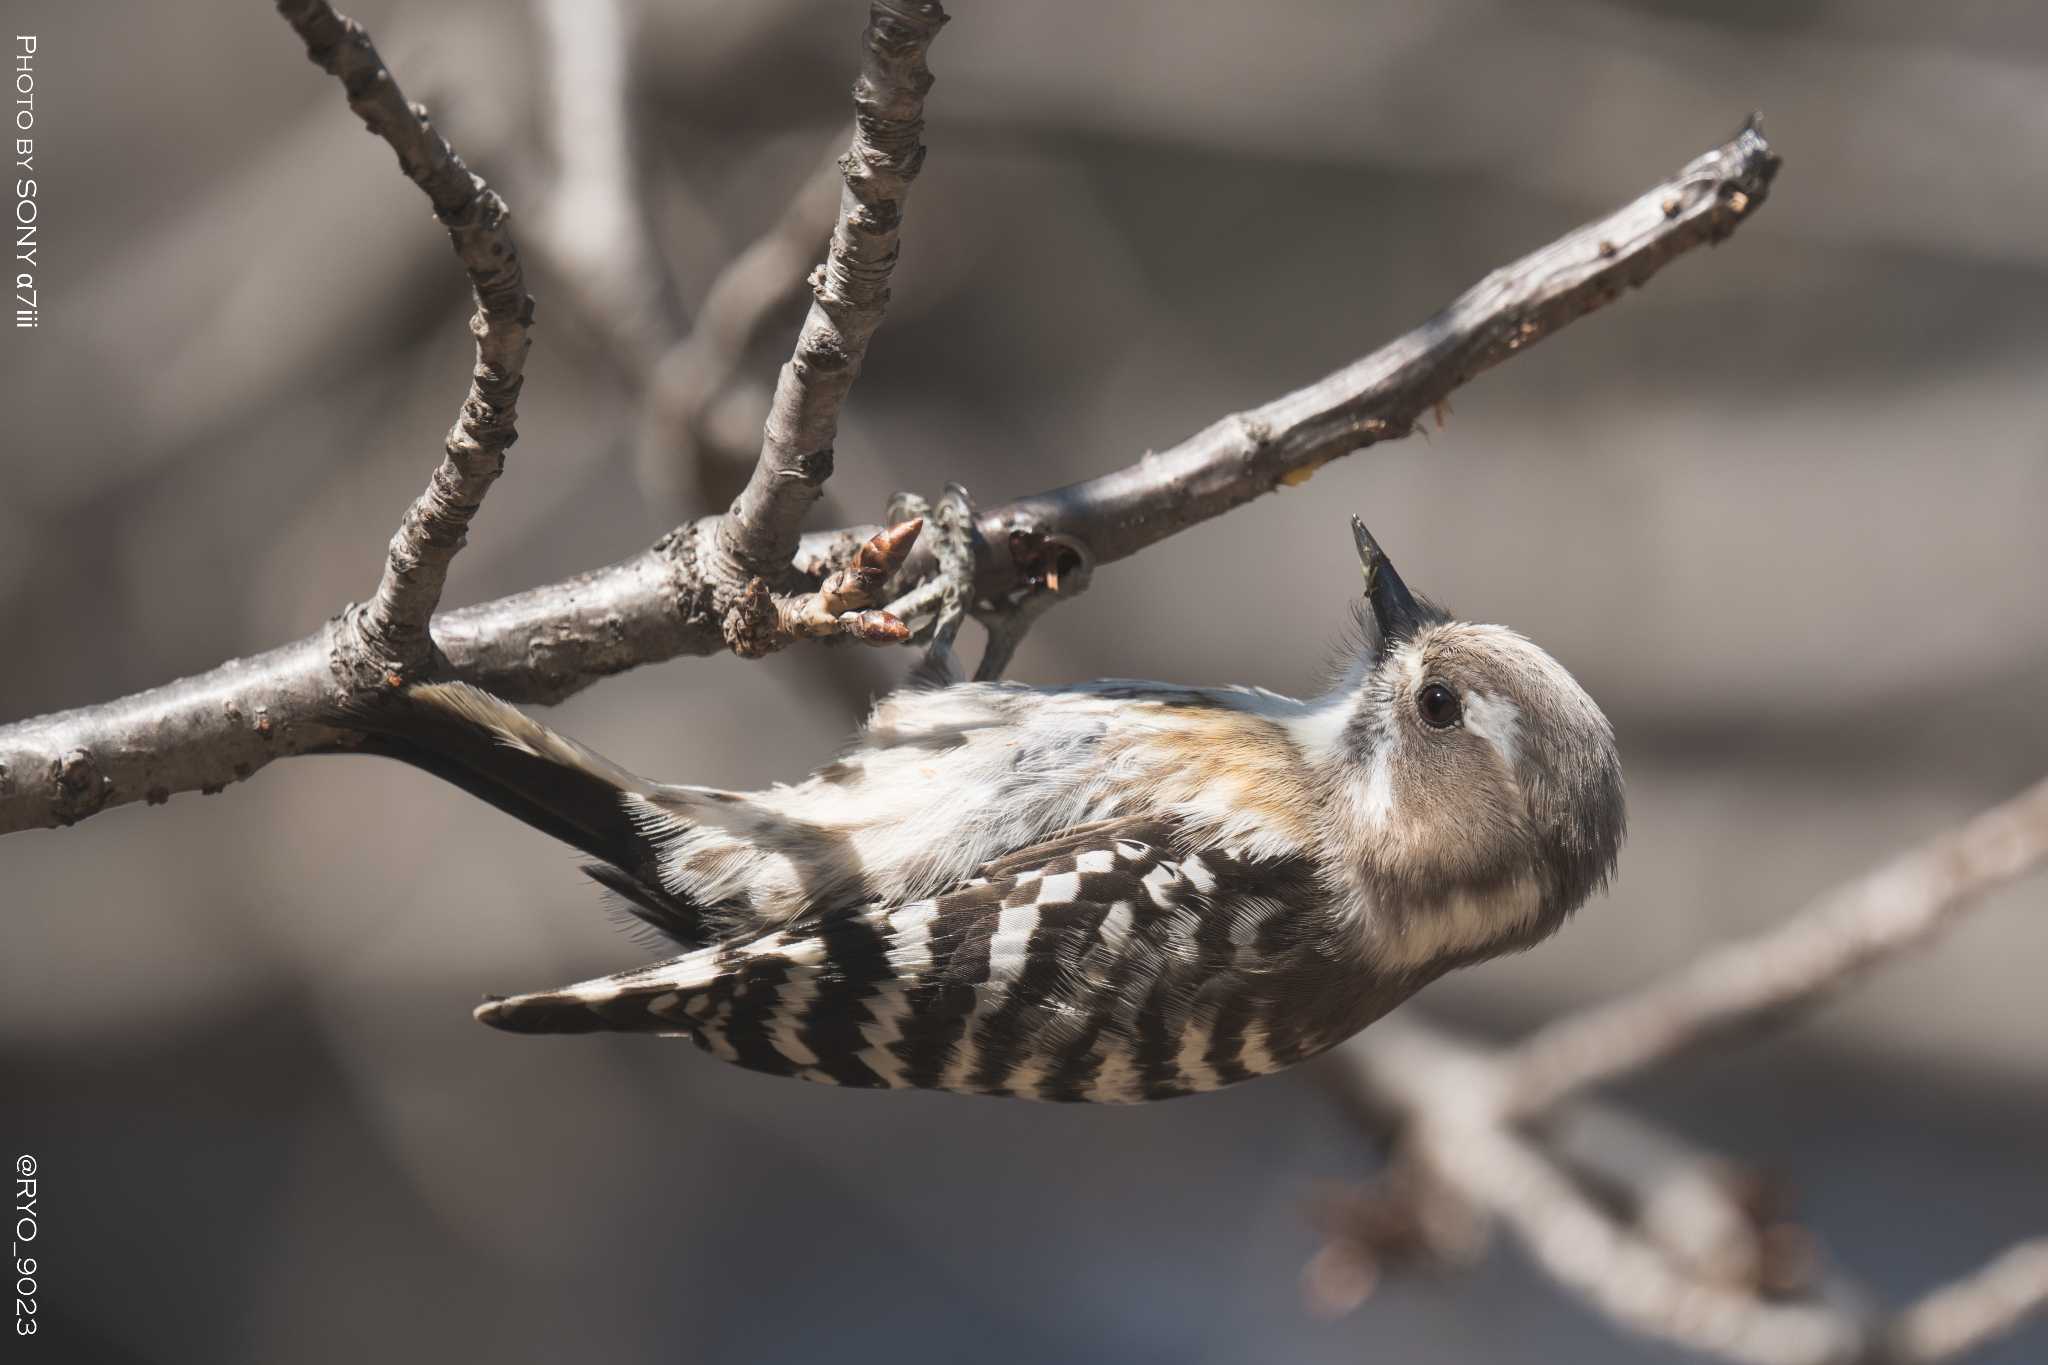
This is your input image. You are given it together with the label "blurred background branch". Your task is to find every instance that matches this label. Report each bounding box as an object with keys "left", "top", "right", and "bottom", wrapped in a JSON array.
[
  {"left": 636, "top": 143, "right": 845, "bottom": 511},
  {"left": 527, "top": 0, "right": 682, "bottom": 377},
  {"left": 1501, "top": 777, "right": 2048, "bottom": 1118},
  {"left": 1316, "top": 770, "right": 2048, "bottom": 1363}
]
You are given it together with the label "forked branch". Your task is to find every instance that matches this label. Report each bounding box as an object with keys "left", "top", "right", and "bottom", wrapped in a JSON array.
[
  {"left": 0, "top": 56, "right": 1773, "bottom": 844},
  {"left": 276, "top": 0, "right": 535, "bottom": 685}
]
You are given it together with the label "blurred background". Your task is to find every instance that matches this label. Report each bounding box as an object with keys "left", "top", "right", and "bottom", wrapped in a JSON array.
[{"left": 3, "top": 1, "right": 2046, "bottom": 1361}]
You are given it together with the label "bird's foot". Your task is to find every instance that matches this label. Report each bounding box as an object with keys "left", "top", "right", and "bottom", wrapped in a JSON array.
[
  {"left": 887, "top": 484, "right": 977, "bottom": 686},
  {"left": 880, "top": 485, "right": 1094, "bottom": 685}
]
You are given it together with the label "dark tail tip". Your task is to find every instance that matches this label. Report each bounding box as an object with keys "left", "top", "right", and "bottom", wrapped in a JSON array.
[{"left": 473, "top": 992, "right": 617, "bottom": 1035}]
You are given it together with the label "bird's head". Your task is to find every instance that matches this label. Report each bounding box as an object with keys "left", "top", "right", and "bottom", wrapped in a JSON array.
[{"left": 1315, "top": 518, "right": 1625, "bottom": 972}]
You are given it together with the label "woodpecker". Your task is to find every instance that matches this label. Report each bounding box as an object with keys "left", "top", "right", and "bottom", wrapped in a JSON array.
[{"left": 359, "top": 518, "right": 1625, "bottom": 1102}]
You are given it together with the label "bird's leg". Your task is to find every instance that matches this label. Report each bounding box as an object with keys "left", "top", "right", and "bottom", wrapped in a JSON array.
[
  {"left": 971, "top": 529, "right": 1093, "bottom": 682},
  {"left": 880, "top": 487, "right": 1095, "bottom": 684},
  {"left": 972, "top": 592, "right": 1058, "bottom": 683},
  {"left": 882, "top": 484, "right": 979, "bottom": 687},
  {"left": 876, "top": 491, "right": 948, "bottom": 636},
  {"left": 923, "top": 484, "right": 980, "bottom": 685},
  {"left": 878, "top": 491, "right": 931, "bottom": 604}
]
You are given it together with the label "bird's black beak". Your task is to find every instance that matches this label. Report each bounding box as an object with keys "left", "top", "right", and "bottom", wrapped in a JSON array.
[{"left": 1351, "top": 516, "right": 1432, "bottom": 646}]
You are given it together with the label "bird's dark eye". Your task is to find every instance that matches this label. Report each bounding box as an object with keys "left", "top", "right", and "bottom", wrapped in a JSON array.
[{"left": 1417, "top": 682, "right": 1462, "bottom": 729}]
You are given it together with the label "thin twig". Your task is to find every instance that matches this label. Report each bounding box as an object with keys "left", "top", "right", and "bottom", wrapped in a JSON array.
[
  {"left": 1535, "top": 1101, "right": 1782, "bottom": 1290},
  {"left": 714, "top": 0, "right": 950, "bottom": 585},
  {"left": 1318, "top": 1025, "right": 1790, "bottom": 1296},
  {"left": 1435, "top": 1118, "right": 1861, "bottom": 1365},
  {"left": 1337, "top": 1023, "right": 1863, "bottom": 1365},
  {"left": 276, "top": 0, "right": 535, "bottom": 684},
  {"left": 1502, "top": 775, "right": 2048, "bottom": 1117},
  {"left": 0, "top": 121, "right": 1774, "bottom": 833}
]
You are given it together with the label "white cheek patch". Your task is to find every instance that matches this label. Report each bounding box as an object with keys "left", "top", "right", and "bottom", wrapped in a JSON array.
[
  {"left": 1284, "top": 692, "right": 1355, "bottom": 763},
  {"left": 1369, "top": 878, "right": 1544, "bottom": 971},
  {"left": 1460, "top": 690, "right": 1523, "bottom": 772},
  {"left": 1339, "top": 747, "right": 1398, "bottom": 834},
  {"left": 1361, "top": 749, "right": 1397, "bottom": 826}
]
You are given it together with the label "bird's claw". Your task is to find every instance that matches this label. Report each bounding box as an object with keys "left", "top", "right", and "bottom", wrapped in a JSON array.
[{"left": 882, "top": 485, "right": 1094, "bottom": 684}]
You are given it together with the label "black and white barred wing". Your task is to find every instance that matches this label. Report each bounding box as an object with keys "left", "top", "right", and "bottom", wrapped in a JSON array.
[{"left": 477, "top": 818, "right": 1333, "bottom": 1102}]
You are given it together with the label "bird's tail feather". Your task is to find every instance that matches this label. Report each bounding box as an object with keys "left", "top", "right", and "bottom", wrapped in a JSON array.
[
  {"left": 474, "top": 948, "right": 716, "bottom": 1035},
  {"left": 338, "top": 683, "right": 720, "bottom": 948},
  {"left": 475, "top": 990, "right": 625, "bottom": 1034}
]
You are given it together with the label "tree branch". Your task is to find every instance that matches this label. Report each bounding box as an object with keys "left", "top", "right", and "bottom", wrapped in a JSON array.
[
  {"left": 0, "top": 635, "right": 348, "bottom": 828},
  {"left": 1334, "top": 1020, "right": 2048, "bottom": 1365},
  {"left": 713, "top": 0, "right": 949, "bottom": 585},
  {"left": 1427, "top": 1116, "right": 1860, "bottom": 1365},
  {"left": 1334, "top": 1023, "right": 1863, "bottom": 1365},
  {"left": 275, "top": 0, "right": 535, "bottom": 685},
  {"left": 1316, "top": 1026, "right": 1807, "bottom": 1303},
  {"left": 962, "top": 116, "right": 1779, "bottom": 593},
  {"left": 0, "top": 119, "right": 1773, "bottom": 834}
]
